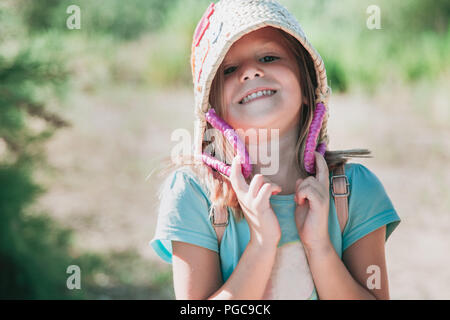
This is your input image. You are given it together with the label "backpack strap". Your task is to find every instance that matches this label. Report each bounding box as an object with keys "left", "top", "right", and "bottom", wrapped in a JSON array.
[
  {"left": 209, "top": 205, "right": 228, "bottom": 250},
  {"left": 211, "top": 163, "right": 350, "bottom": 247},
  {"left": 331, "top": 163, "right": 350, "bottom": 234}
]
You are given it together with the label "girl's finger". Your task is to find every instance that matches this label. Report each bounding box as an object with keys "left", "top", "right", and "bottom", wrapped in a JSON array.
[
  {"left": 230, "top": 156, "right": 249, "bottom": 195},
  {"left": 255, "top": 183, "right": 281, "bottom": 205},
  {"left": 295, "top": 178, "right": 303, "bottom": 190},
  {"left": 295, "top": 177, "right": 312, "bottom": 195},
  {"left": 248, "top": 174, "right": 265, "bottom": 198},
  {"left": 296, "top": 184, "right": 322, "bottom": 207},
  {"left": 297, "top": 176, "right": 322, "bottom": 194},
  {"left": 314, "top": 151, "right": 330, "bottom": 188}
]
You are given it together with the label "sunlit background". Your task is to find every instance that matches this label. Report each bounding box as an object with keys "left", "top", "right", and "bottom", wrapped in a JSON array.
[{"left": 0, "top": 0, "right": 449, "bottom": 299}]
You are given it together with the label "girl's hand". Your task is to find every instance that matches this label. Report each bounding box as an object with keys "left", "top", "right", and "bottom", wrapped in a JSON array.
[
  {"left": 230, "top": 156, "right": 282, "bottom": 249},
  {"left": 294, "top": 152, "right": 331, "bottom": 252}
]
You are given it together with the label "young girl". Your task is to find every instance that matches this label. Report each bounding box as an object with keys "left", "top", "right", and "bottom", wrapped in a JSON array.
[{"left": 150, "top": 0, "right": 400, "bottom": 300}]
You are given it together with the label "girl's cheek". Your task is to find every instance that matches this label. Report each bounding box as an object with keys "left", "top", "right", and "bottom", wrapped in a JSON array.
[{"left": 223, "top": 81, "right": 235, "bottom": 105}]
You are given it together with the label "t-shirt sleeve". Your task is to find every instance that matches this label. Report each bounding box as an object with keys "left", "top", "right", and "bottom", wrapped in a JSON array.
[
  {"left": 149, "top": 169, "right": 218, "bottom": 263},
  {"left": 342, "top": 163, "right": 401, "bottom": 252}
]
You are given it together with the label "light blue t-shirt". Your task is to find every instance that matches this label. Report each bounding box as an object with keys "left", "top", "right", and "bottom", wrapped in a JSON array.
[{"left": 150, "top": 163, "right": 401, "bottom": 285}]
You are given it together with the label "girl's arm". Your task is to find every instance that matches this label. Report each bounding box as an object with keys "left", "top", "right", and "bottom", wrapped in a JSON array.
[
  {"left": 172, "top": 156, "right": 281, "bottom": 300},
  {"left": 304, "top": 225, "right": 389, "bottom": 300},
  {"left": 172, "top": 240, "right": 277, "bottom": 300},
  {"left": 295, "top": 152, "right": 390, "bottom": 299}
]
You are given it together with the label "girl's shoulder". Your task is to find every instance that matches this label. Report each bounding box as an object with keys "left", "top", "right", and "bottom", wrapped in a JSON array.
[
  {"left": 151, "top": 166, "right": 220, "bottom": 261},
  {"left": 342, "top": 162, "right": 386, "bottom": 193},
  {"left": 339, "top": 162, "right": 400, "bottom": 251},
  {"left": 159, "top": 165, "right": 211, "bottom": 202}
]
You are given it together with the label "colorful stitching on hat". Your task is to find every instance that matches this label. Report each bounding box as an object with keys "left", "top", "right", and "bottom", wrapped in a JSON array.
[
  {"left": 197, "top": 40, "right": 210, "bottom": 83},
  {"left": 193, "top": 3, "right": 215, "bottom": 48},
  {"left": 191, "top": 48, "right": 196, "bottom": 78},
  {"left": 212, "top": 22, "right": 223, "bottom": 44}
]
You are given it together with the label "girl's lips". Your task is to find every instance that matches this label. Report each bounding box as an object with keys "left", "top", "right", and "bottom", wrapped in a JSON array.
[
  {"left": 237, "top": 87, "right": 277, "bottom": 104},
  {"left": 239, "top": 90, "right": 277, "bottom": 105}
]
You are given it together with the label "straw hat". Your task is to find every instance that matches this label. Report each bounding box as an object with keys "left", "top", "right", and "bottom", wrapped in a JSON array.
[{"left": 190, "top": 0, "right": 330, "bottom": 162}]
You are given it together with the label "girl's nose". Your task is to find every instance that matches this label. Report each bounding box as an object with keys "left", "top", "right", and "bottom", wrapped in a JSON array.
[{"left": 239, "top": 63, "right": 264, "bottom": 82}]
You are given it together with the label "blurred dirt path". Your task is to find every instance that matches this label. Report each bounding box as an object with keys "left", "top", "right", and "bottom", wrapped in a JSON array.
[
  {"left": 329, "top": 93, "right": 450, "bottom": 299},
  {"left": 38, "top": 86, "right": 450, "bottom": 299}
]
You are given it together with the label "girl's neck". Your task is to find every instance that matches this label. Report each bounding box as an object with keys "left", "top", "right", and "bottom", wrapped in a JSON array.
[{"left": 249, "top": 124, "right": 306, "bottom": 195}]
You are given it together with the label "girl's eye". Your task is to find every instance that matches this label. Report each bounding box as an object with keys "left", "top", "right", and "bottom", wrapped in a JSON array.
[
  {"left": 224, "top": 66, "right": 237, "bottom": 75},
  {"left": 260, "top": 56, "right": 279, "bottom": 63},
  {"left": 223, "top": 56, "right": 279, "bottom": 75}
]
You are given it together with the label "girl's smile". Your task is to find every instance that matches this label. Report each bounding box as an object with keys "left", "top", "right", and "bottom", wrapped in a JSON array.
[{"left": 238, "top": 88, "right": 277, "bottom": 105}]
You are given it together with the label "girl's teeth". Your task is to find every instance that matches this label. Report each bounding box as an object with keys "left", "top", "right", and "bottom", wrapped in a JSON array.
[{"left": 241, "top": 90, "right": 275, "bottom": 104}]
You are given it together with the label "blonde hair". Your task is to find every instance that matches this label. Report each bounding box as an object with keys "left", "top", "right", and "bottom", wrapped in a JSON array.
[{"left": 156, "top": 28, "right": 371, "bottom": 222}]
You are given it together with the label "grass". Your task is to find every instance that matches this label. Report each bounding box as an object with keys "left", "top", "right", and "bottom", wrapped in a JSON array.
[{"left": 79, "top": 249, "right": 174, "bottom": 300}]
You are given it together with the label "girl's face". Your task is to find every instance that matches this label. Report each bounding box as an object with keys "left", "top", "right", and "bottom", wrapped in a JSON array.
[{"left": 221, "top": 27, "right": 305, "bottom": 136}]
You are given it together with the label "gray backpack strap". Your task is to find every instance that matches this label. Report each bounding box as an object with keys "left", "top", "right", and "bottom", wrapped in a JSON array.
[
  {"left": 210, "top": 205, "right": 229, "bottom": 248},
  {"left": 331, "top": 163, "right": 350, "bottom": 234}
]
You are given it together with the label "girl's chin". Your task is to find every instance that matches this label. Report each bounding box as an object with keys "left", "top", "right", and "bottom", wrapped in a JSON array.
[
  {"left": 240, "top": 117, "right": 280, "bottom": 129},
  {"left": 233, "top": 123, "right": 280, "bottom": 135}
]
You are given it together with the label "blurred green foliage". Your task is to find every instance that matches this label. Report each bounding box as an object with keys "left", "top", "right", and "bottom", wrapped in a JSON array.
[
  {"left": 12, "top": 0, "right": 448, "bottom": 91},
  {"left": 18, "top": 0, "right": 176, "bottom": 40},
  {"left": 0, "top": 4, "right": 75, "bottom": 298},
  {"left": 79, "top": 250, "right": 174, "bottom": 300},
  {"left": 145, "top": 0, "right": 211, "bottom": 87},
  {"left": 283, "top": 0, "right": 450, "bottom": 92},
  {"left": 142, "top": 0, "right": 450, "bottom": 91},
  {"left": 0, "top": 1, "right": 176, "bottom": 298},
  {"left": 0, "top": 168, "right": 79, "bottom": 299}
]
